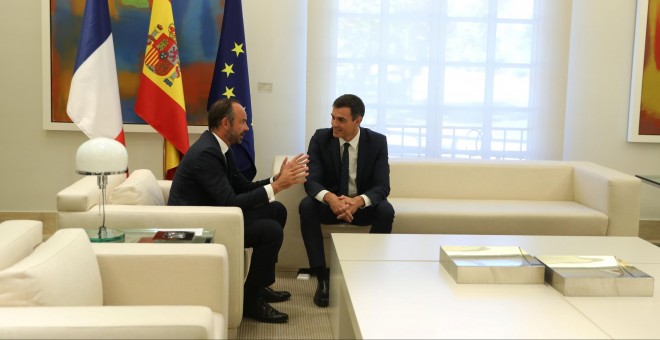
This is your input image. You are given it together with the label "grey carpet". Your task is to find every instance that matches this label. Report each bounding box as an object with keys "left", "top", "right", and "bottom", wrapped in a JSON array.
[{"left": 237, "top": 272, "right": 332, "bottom": 339}]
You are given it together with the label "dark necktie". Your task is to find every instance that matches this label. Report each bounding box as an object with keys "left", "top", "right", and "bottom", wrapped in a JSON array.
[
  {"left": 340, "top": 142, "right": 349, "bottom": 196},
  {"left": 225, "top": 150, "right": 234, "bottom": 184}
]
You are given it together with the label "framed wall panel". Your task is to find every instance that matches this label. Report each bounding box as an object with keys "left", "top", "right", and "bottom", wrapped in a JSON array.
[
  {"left": 628, "top": 0, "right": 660, "bottom": 142},
  {"left": 42, "top": 0, "right": 222, "bottom": 133}
]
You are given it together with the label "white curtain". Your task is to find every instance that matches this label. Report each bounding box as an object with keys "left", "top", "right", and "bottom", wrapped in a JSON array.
[{"left": 307, "top": 0, "right": 572, "bottom": 160}]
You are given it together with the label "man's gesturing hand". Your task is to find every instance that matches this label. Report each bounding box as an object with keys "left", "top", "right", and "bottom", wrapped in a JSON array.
[{"left": 272, "top": 153, "right": 309, "bottom": 194}]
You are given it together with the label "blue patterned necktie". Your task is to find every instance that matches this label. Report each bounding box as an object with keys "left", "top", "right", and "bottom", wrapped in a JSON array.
[{"left": 340, "top": 142, "right": 349, "bottom": 196}]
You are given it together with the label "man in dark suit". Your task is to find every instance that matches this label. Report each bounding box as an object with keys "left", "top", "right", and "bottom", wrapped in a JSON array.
[
  {"left": 168, "top": 98, "right": 309, "bottom": 323},
  {"left": 300, "top": 94, "right": 395, "bottom": 307}
]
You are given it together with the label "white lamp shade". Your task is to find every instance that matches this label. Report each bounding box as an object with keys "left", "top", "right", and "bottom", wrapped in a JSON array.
[{"left": 75, "top": 137, "right": 128, "bottom": 175}]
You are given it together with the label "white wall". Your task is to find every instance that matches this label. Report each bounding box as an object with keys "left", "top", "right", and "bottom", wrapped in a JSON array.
[
  {"left": 0, "top": 0, "right": 306, "bottom": 212},
  {"left": 3, "top": 0, "right": 660, "bottom": 221},
  {"left": 243, "top": 0, "right": 307, "bottom": 173},
  {"left": 564, "top": 0, "right": 660, "bottom": 220}
]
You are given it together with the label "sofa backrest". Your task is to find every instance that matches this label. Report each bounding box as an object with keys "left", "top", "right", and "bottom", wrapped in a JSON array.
[{"left": 389, "top": 159, "right": 575, "bottom": 201}]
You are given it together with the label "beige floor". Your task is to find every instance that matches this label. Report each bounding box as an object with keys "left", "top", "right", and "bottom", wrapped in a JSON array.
[
  {"left": 237, "top": 271, "right": 331, "bottom": 339},
  {"left": 639, "top": 221, "right": 660, "bottom": 244}
]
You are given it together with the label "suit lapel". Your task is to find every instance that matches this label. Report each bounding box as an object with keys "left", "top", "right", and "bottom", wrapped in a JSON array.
[
  {"left": 356, "top": 130, "right": 368, "bottom": 191},
  {"left": 225, "top": 150, "right": 234, "bottom": 185},
  {"left": 207, "top": 131, "right": 232, "bottom": 185}
]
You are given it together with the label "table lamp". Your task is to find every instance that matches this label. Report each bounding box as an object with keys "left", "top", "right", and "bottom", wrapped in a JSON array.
[{"left": 75, "top": 137, "right": 128, "bottom": 242}]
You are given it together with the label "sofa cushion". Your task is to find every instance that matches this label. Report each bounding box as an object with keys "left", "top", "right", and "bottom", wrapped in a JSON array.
[
  {"left": 389, "top": 198, "right": 609, "bottom": 236},
  {"left": 0, "top": 228, "right": 103, "bottom": 306},
  {"left": 109, "top": 169, "right": 165, "bottom": 206},
  {"left": 0, "top": 220, "right": 43, "bottom": 271}
]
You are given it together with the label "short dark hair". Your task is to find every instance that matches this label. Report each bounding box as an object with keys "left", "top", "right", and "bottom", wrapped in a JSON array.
[
  {"left": 207, "top": 98, "right": 241, "bottom": 130},
  {"left": 333, "top": 94, "right": 365, "bottom": 120}
]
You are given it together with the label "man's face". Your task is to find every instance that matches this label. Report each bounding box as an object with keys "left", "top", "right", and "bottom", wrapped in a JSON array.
[
  {"left": 331, "top": 106, "right": 361, "bottom": 141},
  {"left": 226, "top": 103, "right": 249, "bottom": 145}
]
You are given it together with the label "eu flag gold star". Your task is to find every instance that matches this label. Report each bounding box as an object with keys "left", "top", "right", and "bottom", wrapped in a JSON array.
[
  {"left": 232, "top": 42, "right": 245, "bottom": 57},
  {"left": 223, "top": 86, "right": 235, "bottom": 99},
  {"left": 222, "top": 63, "right": 234, "bottom": 77}
]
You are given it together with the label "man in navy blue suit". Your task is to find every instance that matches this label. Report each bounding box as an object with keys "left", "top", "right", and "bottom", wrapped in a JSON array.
[
  {"left": 169, "top": 98, "right": 309, "bottom": 323},
  {"left": 300, "top": 94, "right": 395, "bottom": 307}
]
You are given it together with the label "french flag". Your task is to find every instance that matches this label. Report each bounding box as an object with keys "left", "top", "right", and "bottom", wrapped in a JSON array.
[{"left": 67, "top": 0, "right": 125, "bottom": 144}]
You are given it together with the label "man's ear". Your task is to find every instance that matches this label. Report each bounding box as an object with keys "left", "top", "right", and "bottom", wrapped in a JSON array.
[{"left": 221, "top": 116, "right": 230, "bottom": 128}]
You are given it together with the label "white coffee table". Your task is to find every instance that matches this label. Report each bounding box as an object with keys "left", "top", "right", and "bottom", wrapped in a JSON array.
[{"left": 329, "top": 234, "right": 660, "bottom": 339}]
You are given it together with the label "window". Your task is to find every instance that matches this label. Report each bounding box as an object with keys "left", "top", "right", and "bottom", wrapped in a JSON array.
[{"left": 308, "top": 0, "right": 570, "bottom": 160}]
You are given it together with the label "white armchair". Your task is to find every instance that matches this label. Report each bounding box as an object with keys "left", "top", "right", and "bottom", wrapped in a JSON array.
[
  {"left": 0, "top": 220, "right": 228, "bottom": 339},
  {"left": 56, "top": 169, "right": 246, "bottom": 337}
]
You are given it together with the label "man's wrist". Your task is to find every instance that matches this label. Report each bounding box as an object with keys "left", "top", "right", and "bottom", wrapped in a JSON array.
[
  {"left": 321, "top": 191, "right": 334, "bottom": 204},
  {"left": 358, "top": 196, "right": 366, "bottom": 207},
  {"left": 359, "top": 194, "right": 371, "bottom": 208},
  {"left": 316, "top": 190, "right": 330, "bottom": 203},
  {"left": 265, "top": 184, "right": 275, "bottom": 202},
  {"left": 271, "top": 181, "right": 281, "bottom": 194}
]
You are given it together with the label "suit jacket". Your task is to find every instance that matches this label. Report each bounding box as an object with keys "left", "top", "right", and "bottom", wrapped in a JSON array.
[
  {"left": 168, "top": 130, "right": 270, "bottom": 209},
  {"left": 304, "top": 127, "right": 390, "bottom": 206}
]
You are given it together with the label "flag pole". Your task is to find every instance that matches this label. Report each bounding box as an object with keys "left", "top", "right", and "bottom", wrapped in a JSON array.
[
  {"left": 162, "top": 139, "right": 167, "bottom": 179},
  {"left": 163, "top": 139, "right": 181, "bottom": 180}
]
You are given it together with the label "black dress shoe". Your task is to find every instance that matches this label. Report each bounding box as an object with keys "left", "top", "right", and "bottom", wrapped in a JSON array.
[
  {"left": 314, "top": 279, "right": 329, "bottom": 307},
  {"left": 243, "top": 297, "right": 289, "bottom": 323},
  {"left": 261, "top": 286, "right": 291, "bottom": 303}
]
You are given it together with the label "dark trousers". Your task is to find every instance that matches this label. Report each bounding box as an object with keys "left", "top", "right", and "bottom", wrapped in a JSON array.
[
  {"left": 299, "top": 196, "right": 394, "bottom": 271},
  {"left": 242, "top": 201, "right": 286, "bottom": 302}
]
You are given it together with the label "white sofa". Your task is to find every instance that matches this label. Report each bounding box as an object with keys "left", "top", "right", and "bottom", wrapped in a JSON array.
[
  {"left": 0, "top": 220, "right": 228, "bottom": 339},
  {"left": 272, "top": 157, "right": 642, "bottom": 271},
  {"left": 56, "top": 170, "right": 245, "bottom": 338}
]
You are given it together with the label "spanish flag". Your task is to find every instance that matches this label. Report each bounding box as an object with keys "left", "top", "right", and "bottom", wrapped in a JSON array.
[{"left": 135, "top": 0, "right": 189, "bottom": 180}]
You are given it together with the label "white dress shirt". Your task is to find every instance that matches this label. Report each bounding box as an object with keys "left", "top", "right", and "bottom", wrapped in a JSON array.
[{"left": 315, "top": 128, "right": 372, "bottom": 207}]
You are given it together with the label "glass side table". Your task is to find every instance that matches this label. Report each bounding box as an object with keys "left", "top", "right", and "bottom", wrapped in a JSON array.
[
  {"left": 93, "top": 228, "right": 215, "bottom": 243},
  {"left": 86, "top": 228, "right": 125, "bottom": 243}
]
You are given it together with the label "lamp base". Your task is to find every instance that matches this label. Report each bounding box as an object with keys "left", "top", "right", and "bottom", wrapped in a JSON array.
[{"left": 85, "top": 228, "right": 125, "bottom": 243}]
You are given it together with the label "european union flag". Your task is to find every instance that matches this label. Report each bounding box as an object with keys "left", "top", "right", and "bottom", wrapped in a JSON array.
[{"left": 208, "top": 0, "right": 256, "bottom": 180}]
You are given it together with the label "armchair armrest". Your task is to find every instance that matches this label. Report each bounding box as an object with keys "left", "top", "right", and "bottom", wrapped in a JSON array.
[
  {"left": 58, "top": 205, "right": 245, "bottom": 330},
  {"left": 56, "top": 175, "right": 126, "bottom": 212},
  {"left": 0, "top": 220, "right": 43, "bottom": 271},
  {"left": 92, "top": 243, "right": 228, "bottom": 319},
  {"left": 0, "top": 306, "right": 225, "bottom": 339},
  {"left": 572, "top": 161, "right": 641, "bottom": 236}
]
